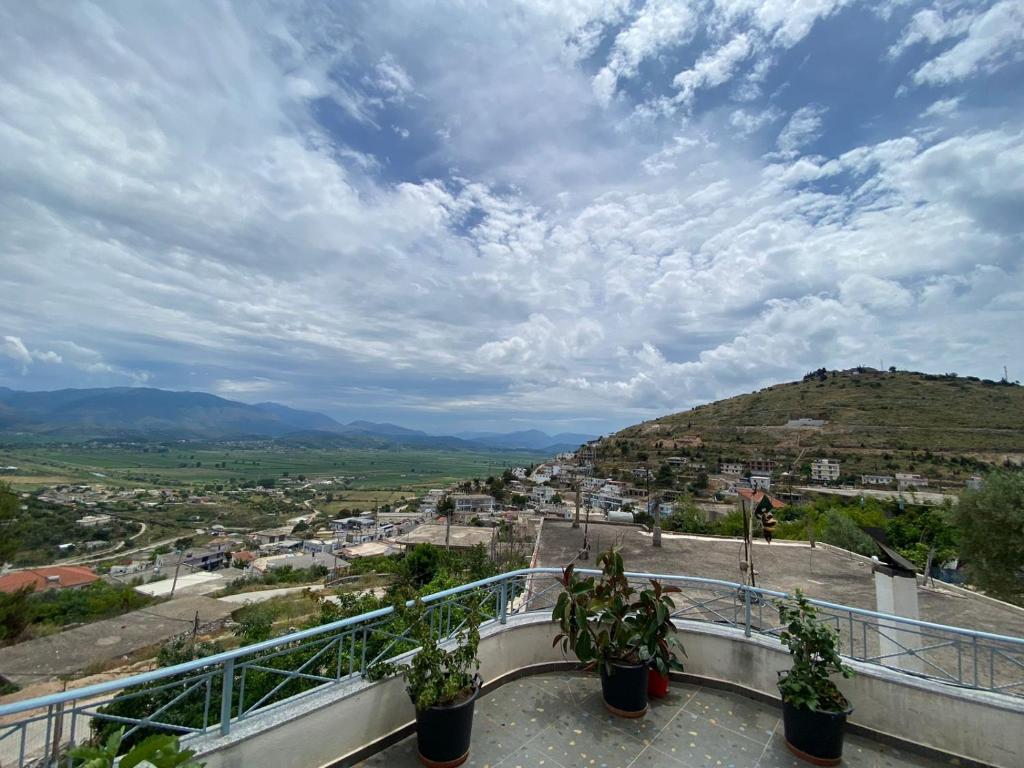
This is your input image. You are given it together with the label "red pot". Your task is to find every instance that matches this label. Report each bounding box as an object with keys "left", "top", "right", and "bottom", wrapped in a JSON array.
[{"left": 648, "top": 668, "right": 669, "bottom": 698}]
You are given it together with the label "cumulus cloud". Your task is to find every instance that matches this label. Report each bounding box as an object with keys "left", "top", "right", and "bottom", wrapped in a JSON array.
[
  {"left": 0, "top": 1, "right": 1021, "bottom": 431},
  {"left": 910, "top": 1, "right": 1024, "bottom": 85},
  {"left": 776, "top": 105, "right": 828, "bottom": 157}
]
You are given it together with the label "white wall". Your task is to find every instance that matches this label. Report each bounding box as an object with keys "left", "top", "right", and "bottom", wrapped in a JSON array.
[{"left": 190, "top": 615, "right": 1024, "bottom": 768}]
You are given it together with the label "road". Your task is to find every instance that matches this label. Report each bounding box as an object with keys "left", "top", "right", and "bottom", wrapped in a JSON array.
[
  {"left": 793, "top": 485, "right": 958, "bottom": 505},
  {"left": 60, "top": 533, "right": 181, "bottom": 566}
]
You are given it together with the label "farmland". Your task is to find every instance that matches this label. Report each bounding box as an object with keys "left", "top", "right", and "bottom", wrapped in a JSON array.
[{"left": 0, "top": 442, "right": 543, "bottom": 492}]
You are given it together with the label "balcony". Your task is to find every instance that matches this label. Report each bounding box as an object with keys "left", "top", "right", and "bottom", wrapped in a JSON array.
[
  {"left": 360, "top": 671, "right": 951, "bottom": 768},
  {"left": 1, "top": 569, "right": 1022, "bottom": 768}
]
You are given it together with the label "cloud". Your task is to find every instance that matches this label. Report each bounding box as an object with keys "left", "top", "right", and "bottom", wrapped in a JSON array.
[
  {"left": 2, "top": 336, "right": 32, "bottom": 373},
  {"left": 1, "top": 336, "right": 62, "bottom": 373},
  {"left": 672, "top": 33, "right": 753, "bottom": 107},
  {"left": 776, "top": 105, "right": 827, "bottom": 157},
  {"left": 920, "top": 96, "right": 961, "bottom": 118},
  {"left": 0, "top": 1, "right": 1021, "bottom": 431},
  {"left": 592, "top": 0, "right": 698, "bottom": 106},
  {"left": 911, "top": 1, "right": 1024, "bottom": 85}
]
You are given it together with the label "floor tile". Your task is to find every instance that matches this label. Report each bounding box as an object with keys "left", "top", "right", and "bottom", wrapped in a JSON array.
[
  {"left": 533, "top": 710, "right": 646, "bottom": 768},
  {"left": 652, "top": 709, "right": 764, "bottom": 768},
  {"left": 681, "top": 688, "right": 778, "bottom": 746}
]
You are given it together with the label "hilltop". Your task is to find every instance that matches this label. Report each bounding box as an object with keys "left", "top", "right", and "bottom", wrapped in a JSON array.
[{"left": 599, "top": 369, "right": 1024, "bottom": 483}]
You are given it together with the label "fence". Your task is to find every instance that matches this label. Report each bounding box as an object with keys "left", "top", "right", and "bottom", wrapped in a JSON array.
[{"left": 1, "top": 568, "right": 1022, "bottom": 767}]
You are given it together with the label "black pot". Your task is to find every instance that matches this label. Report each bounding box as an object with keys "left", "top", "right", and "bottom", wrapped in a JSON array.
[
  {"left": 413, "top": 678, "right": 481, "bottom": 768},
  {"left": 780, "top": 697, "right": 852, "bottom": 766},
  {"left": 599, "top": 660, "right": 649, "bottom": 718}
]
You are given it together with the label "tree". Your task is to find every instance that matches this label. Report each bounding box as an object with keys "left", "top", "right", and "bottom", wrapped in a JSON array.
[
  {"left": 955, "top": 473, "right": 1024, "bottom": 603},
  {"left": 0, "top": 482, "right": 20, "bottom": 565}
]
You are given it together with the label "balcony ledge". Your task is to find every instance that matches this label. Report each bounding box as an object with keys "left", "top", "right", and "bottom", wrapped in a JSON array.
[{"left": 188, "top": 614, "right": 1024, "bottom": 768}]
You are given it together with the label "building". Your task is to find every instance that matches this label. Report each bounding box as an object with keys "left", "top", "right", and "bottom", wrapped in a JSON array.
[
  {"left": 251, "top": 526, "right": 294, "bottom": 546},
  {"left": 861, "top": 474, "right": 894, "bottom": 486},
  {"left": 451, "top": 494, "right": 495, "bottom": 515},
  {"left": 631, "top": 468, "right": 654, "bottom": 481},
  {"left": 393, "top": 524, "right": 496, "bottom": 552},
  {"left": 530, "top": 486, "right": 558, "bottom": 505},
  {"left": 719, "top": 462, "right": 745, "bottom": 476},
  {"left": 666, "top": 456, "right": 689, "bottom": 467},
  {"left": 749, "top": 475, "right": 771, "bottom": 491},
  {"left": 896, "top": 473, "right": 929, "bottom": 491},
  {"left": 811, "top": 458, "right": 840, "bottom": 483},
  {"left": 250, "top": 551, "right": 346, "bottom": 575},
  {"left": 75, "top": 514, "right": 112, "bottom": 527},
  {"left": 747, "top": 459, "right": 774, "bottom": 474},
  {"left": 159, "top": 546, "right": 234, "bottom": 572},
  {"left": 0, "top": 566, "right": 99, "bottom": 594},
  {"left": 736, "top": 489, "right": 786, "bottom": 516}
]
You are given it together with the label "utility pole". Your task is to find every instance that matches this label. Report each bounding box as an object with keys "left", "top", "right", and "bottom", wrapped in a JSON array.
[
  {"left": 169, "top": 548, "right": 184, "bottom": 598},
  {"left": 573, "top": 483, "right": 581, "bottom": 529},
  {"left": 648, "top": 466, "right": 661, "bottom": 548}
]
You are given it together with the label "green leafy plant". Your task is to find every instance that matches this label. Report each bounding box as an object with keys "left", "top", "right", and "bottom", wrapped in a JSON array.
[
  {"left": 373, "top": 593, "right": 481, "bottom": 711},
  {"left": 635, "top": 578, "right": 686, "bottom": 676},
  {"left": 70, "top": 727, "right": 204, "bottom": 767},
  {"left": 776, "top": 590, "right": 853, "bottom": 712},
  {"left": 553, "top": 547, "right": 683, "bottom": 675}
]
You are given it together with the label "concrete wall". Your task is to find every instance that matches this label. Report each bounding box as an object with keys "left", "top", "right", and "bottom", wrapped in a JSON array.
[{"left": 189, "top": 615, "right": 1024, "bottom": 768}]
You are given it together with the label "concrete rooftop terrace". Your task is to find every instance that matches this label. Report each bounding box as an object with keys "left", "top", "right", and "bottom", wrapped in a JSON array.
[
  {"left": 359, "top": 671, "right": 949, "bottom": 768},
  {"left": 535, "top": 520, "right": 1024, "bottom": 640}
]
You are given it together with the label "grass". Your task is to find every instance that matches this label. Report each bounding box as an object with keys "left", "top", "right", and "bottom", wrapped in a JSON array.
[
  {"left": 604, "top": 369, "right": 1024, "bottom": 483},
  {"left": 0, "top": 443, "right": 542, "bottom": 491}
]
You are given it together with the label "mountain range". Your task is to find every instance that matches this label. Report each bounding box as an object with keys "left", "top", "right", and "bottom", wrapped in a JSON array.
[{"left": 0, "top": 386, "right": 594, "bottom": 453}]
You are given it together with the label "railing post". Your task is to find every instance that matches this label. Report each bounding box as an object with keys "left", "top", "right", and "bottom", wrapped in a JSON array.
[
  {"left": 219, "top": 658, "right": 234, "bottom": 736},
  {"left": 743, "top": 587, "right": 752, "bottom": 638},
  {"left": 499, "top": 579, "right": 509, "bottom": 625}
]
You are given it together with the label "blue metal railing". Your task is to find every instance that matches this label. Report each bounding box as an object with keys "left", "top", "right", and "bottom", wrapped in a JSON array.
[{"left": 1, "top": 568, "right": 1022, "bottom": 766}]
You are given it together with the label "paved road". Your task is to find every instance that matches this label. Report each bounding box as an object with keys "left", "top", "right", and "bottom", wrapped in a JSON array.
[
  {"left": 218, "top": 584, "right": 326, "bottom": 604},
  {"left": 793, "top": 485, "right": 957, "bottom": 505}
]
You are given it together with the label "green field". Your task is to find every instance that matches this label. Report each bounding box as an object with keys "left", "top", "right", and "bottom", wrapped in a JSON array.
[{"left": 0, "top": 442, "right": 544, "bottom": 491}]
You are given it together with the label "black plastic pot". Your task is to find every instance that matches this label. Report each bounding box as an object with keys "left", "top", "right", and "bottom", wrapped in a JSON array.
[
  {"left": 599, "top": 660, "right": 649, "bottom": 718},
  {"left": 780, "top": 696, "right": 852, "bottom": 766},
  {"left": 413, "top": 678, "right": 481, "bottom": 768}
]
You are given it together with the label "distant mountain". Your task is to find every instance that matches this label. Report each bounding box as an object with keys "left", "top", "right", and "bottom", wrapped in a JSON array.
[
  {"left": 252, "top": 402, "right": 346, "bottom": 432},
  {"left": 458, "top": 429, "right": 597, "bottom": 452},
  {"left": 0, "top": 387, "right": 567, "bottom": 454},
  {"left": 344, "top": 420, "right": 427, "bottom": 437},
  {"left": 0, "top": 387, "right": 333, "bottom": 439}
]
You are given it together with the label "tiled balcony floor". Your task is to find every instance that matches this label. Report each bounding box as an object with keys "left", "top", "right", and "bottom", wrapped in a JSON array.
[{"left": 357, "top": 672, "right": 952, "bottom": 768}]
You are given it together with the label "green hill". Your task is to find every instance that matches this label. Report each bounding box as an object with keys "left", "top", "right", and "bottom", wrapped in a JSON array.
[{"left": 600, "top": 369, "right": 1024, "bottom": 485}]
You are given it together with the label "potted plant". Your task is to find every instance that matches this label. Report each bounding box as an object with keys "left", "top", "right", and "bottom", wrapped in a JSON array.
[
  {"left": 636, "top": 578, "right": 685, "bottom": 698},
  {"left": 70, "top": 727, "right": 204, "bottom": 767},
  {"left": 776, "top": 590, "right": 854, "bottom": 765},
  {"left": 374, "top": 595, "right": 482, "bottom": 768},
  {"left": 553, "top": 548, "right": 682, "bottom": 716}
]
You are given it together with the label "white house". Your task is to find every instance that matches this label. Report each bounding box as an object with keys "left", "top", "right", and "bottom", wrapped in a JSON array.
[
  {"left": 811, "top": 459, "right": 840, "bottom": 483},
  {"left": 720, "top": 462, "right": 745, "bottom": 476},
  {"left": 895, "top": 473, "right": 929, "bottom": 491},
  {"left": 750, "top": 475, "right": 771, "bottom": 491},
  {"left": 861, "top": 475, "right": 893, "bottom": 486}
]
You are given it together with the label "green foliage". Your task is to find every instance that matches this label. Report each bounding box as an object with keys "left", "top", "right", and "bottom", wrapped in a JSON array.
[
  {"left": 817, "top": 510, "right": 876, "bottom": 556},
  {"left": 776, "top": 590, "right": 853, "bottom": 713},
  {"left": 402, "top": 543, "right": 442, "bottom": 587},
  {"left": 233, "top": 603, "right": 275, "bottom": 643},
  {"left": 955, "top": 472, "right": 1024, "bottom": 603},
  {"left": 0, "top": 586, "right": 34, "bottom": 642},
  {"left": 373, "top": 593, "right": 481, "bottom": 711},
  {"left": 70, "top": 727, "right": 204, "bottom": 768},
  {"left": 552, "top": 547, "right": 684, "bottom": 675},
  {"left": 0, "top": 482, "right": 22, "bottom": 564}
]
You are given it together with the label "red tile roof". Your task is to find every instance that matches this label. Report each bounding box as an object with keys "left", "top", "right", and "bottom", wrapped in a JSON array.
[
  {"left": 736, "top": 489, "right": 786, "bottom": 509},
  {"left": 231, "top": 551, "right": 257, "bottom": 562},
  {"left": 0, "top": 566, "right": 100, "bottom": 594}
]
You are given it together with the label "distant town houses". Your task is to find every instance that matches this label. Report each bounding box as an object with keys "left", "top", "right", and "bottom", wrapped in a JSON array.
[
  {"left": 0, "top": 565, "right": 99, "bottom": 594},
  {"left": 861, "top": 474, "right": 894, "bottom": 486},
  {"left": 749, "top": 475, "right": 771, "bottom": 491},
  {"left": 895, "top": 472, "right": 929, "bottom": 491},
  {"left": 811, "top": 458, "right": 841, "bottom": 483},
  {"left": 451, "top": 494, "right": 495, "bottom": 515},
  {"left": 719, "top": 462, "right": 745, "bottom": 476},
  {"left": 75, "top": 514, "right": 112, "bottom": 527}
]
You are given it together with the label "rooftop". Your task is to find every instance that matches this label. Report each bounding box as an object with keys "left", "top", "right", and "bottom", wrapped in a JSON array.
[
  {"left": 394, "top": 524, "right": 495, "bottom": 549},
  {"left": 536, "top": 521, "right": 1024, "bottom": 639},
  {"left": 360, "top": 671, "right": 949, "bottom": 768},
  {"left": 0, "top": 565, "right": 98, "bottom": 594}
]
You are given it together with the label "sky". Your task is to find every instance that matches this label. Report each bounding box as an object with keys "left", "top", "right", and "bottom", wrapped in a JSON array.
[{"left": 1, "top": 0, "right": 1022, "bottom": 435}]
